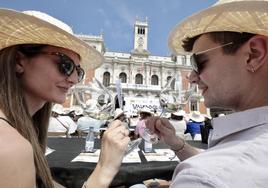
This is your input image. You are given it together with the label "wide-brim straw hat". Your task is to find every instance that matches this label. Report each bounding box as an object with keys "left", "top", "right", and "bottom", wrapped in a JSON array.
[
  {"left": 0, "top": 8, "right": 104, "bottom": 70},
  {"left": 189, "top": 111, "right": 205, "bottom": 122},
  {"left": 168, "top": 0, "right": 268, "bottom": 55}
]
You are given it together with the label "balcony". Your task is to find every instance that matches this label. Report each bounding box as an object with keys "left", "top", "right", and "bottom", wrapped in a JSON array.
[{"left": 109, "top": 83, "right": 162, "bottom": 92}]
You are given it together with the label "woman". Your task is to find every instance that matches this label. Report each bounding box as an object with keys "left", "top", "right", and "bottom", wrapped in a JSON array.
[{"left": 0, "top": 8, "right": 129, "bottom": 188}]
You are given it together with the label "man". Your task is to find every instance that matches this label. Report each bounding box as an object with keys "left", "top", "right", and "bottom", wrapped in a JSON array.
[
  {"left": 185, "top": 111, "right": 205, "bottom": 140},
  {"left": 147, "top": 0, "right": 268, "bottom": 187}
]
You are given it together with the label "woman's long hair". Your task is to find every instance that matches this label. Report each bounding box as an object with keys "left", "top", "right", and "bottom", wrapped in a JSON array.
[{"left": 0, "top": 45, "right": 54, "bottom": 188}]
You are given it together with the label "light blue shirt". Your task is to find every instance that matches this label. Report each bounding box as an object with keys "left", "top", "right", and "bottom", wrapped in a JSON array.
[{"left": 171, "top": 106, "right": 268, "bottom": 188}]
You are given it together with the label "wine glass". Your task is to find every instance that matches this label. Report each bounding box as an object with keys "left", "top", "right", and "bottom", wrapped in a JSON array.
[
  {"left": 78, "top": 77, "right": 114, "bottom": 120},
  {"left": 124, "top": 120, "right": 159, "bottom": 155},
  {"left": 159, "top": 73, "right": 196, "bottom": 116}
]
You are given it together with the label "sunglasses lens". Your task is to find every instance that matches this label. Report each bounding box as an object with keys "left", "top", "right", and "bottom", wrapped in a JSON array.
[
  {"left": 76, "top": 67, "right": 85, "bottom": 82},
  {"left": 58, "top": 55, "right": 74, "bottom": 76},
  {"left": 47, "top": 52, "right": 84, "bottom": 82}
]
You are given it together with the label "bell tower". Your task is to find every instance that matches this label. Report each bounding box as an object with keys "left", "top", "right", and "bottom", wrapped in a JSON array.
[{"left": 133, "top": 18, "right": 148, "bottom": 52}]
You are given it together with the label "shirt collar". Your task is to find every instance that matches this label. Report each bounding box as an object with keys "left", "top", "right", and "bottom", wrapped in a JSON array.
[{"left": 209, "top": 106, "right": 268, "bottom": 147}]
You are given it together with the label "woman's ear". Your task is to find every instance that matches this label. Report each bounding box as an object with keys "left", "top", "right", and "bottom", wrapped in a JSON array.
[
  {"left": 15, "top": 52, "right": 26, "bottom": 74},
  {"left": 246, "top": 36, "right": 268, "bottom": 73}
]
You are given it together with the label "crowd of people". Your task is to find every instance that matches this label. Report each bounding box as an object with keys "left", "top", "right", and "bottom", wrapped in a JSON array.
[
  {"left": 1, "top": 0, "right": 268, "bottom": 187},
  {"left": 47, "top": 103, "right": 212, "bottom": 144}
]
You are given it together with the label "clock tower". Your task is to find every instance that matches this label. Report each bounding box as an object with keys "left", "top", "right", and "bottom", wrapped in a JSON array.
[{"left": 133, "top": 18, "right": 148, "bottom": 52}]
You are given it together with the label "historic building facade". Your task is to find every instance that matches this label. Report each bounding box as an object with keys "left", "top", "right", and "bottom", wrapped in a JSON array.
[{"left": 68, "top": 19, "right": 209, "bottom": 115}]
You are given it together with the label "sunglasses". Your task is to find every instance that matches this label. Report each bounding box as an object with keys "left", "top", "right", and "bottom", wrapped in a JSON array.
[
  {"left": 39, "top": 52, "right": 85, "bottom": 82},
  {"left": 190, "top": 42, "right": 233, "bottom": 74}
]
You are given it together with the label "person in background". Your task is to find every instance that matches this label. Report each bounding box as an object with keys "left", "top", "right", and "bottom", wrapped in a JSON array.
[
  {"left": 184, "top": 111, "right": 205, "bottom": 140},
  {"left": 134, "top": 107, "right": 154, "bottom": 138},
  {"left": 114, "top": 108, "right": 128, "bottom": 122},
  {"left": 200, "top": 115, "right": 213, "bottom": 144},
  {"left": 146, "top": 0, "right": 268, "bottom": 187},
  {"left": 48, "top": 104, "right": 78, "bottom": 136},
  {"left": 0, "top": 8, "right": 129, "bottom": 188},
  {"left": 169, "top": 110, "right": 187, "bottom": 138},
  {"left": 76, "top": 115, "right": 106, "bottom": 136}
]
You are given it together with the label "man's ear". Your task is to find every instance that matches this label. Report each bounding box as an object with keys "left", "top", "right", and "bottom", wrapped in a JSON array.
[
  {"left": 15, "top": 52, "right": 26, "bottom": 74},
  {"left": 246, "top": 36, "right": 268, "bottom": 73}
]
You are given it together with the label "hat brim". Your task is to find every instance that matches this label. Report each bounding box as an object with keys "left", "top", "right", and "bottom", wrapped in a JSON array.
[
  {"left": 113, "top": 112, "right": 124, "bottom": 120},
  {"left": 139, "top": 110, "right": 153, "bottom": 115},
  {"left": 168, "top": 1, "right": 268, "bottom": 55},
  {"left": 0, "top": 9, "right": 104, "bottom": 71}
]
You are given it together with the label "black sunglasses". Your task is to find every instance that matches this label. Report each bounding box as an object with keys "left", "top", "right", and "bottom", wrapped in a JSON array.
[
  {"left": 39, "top": 52, "right": 85, "bottom": 82},
  {"left": 190, "top": 42, "right": 233, "bottom": 74}
]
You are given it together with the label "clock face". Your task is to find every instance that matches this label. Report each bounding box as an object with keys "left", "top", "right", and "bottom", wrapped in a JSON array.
[{"left": 138, "top": 37, "right": 144, "bottom": 45}]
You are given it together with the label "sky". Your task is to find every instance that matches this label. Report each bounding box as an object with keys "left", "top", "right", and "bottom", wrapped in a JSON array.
[{"left": 0, "top": 0, "right": 217, "bottom": 56}]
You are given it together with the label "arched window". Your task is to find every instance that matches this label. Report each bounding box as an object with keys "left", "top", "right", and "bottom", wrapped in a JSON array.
[
  {"left": 103, "top": 72, "right": 110, "bottom": 87},
  {"left": 135, "top": 74, "right": 143, "bottom": 84},
  {"left": 119, "top": 72, "right": 127, "bottom": 83},
  {"left": 151, "top": 75, "right": 158, "bottom": 85}
]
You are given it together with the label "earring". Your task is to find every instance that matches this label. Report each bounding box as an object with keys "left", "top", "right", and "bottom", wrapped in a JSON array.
[{"left": 250, "top": 65, "right": 255, "bottom": 73}]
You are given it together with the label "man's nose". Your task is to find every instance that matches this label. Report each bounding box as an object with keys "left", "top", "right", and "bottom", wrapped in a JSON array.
[{"left": 187, "top": 70, "right": 200, "bottom": 84}]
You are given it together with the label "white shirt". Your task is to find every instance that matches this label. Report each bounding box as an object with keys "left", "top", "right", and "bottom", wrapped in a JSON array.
[
  {"left": 169, "top": 119, "right": 187, "bottom": 138},
  {"left": 48, "top": 116, "right": 77, "bottom": 134},
  {"left": 77, "top": 116, "right": 105, "bottom": 132},
  {"left": 171, "top": 106, "right": 268, "bottom": 188}
]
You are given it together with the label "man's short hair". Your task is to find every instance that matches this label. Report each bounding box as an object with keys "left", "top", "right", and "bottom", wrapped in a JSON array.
[{"left": 182, "top": 32, "right": 255, "bottom": 54}]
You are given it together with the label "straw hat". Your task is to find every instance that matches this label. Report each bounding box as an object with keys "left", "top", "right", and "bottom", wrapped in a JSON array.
[
  {"left": 168, "top": 0, "right": 268, "bottom": 55},
  {"left": 189, "top": 111, "right": 205, "bottom": 122},
  {"left": 138, "top": 107, "right": 154, "bottom": 115},
  {"left": 172, "top": 110, "right": 186, "bottom": 117},
  {"left": 114, "top": 108, "right": 124, "bottom": 120},
  {"left": 0, "top": 8, "right": 104, "bottom": 70}
]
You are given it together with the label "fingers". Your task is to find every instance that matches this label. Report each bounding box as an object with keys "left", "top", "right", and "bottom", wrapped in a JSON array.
[
  {"left": 146, "top": 116, "right": 160, "bottom": 133},
  {"left": 103, "top": 120, "right": 130, "bottom": 147}
]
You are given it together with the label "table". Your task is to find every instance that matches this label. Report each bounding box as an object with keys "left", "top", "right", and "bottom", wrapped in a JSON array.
[{"left": 46, "top": 137, "right": 207, "bottom": 188}]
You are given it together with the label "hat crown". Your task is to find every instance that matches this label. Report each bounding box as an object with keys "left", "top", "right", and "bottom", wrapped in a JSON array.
[
  {"left": 190, "top": 111, "right": 204, "bottom": 122},
  {"left": 139, "top": 107, "right": 153, "bottom": 115},
  {"left": 114, "top": 108, "right": 124, "bottom": 119},
  {"left": 215, "top": 0, "right": 268, "bottom": 6},
  {"left": 172, "top": 110, "right": 185, "bottom": 116},
  {"left": 23, "top": 10, "right": 73, "bottom": 34}
]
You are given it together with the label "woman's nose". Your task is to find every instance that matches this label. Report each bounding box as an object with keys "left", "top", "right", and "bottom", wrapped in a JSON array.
[{"left": 66, "top": 70, "right": 79, "bottom": 84}]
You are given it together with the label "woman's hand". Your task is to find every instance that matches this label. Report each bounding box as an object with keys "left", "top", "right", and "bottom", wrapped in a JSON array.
[
  {"left": 98, "top": 120, "right": 130, "bottom": 173},
  {"left": 86, "top": 120, "right": 130, "bottom": 188}
]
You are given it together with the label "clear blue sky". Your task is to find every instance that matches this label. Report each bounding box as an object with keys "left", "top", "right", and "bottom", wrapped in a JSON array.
[{"left": 0, "top": 0, "right": 217, "bottom": 56}]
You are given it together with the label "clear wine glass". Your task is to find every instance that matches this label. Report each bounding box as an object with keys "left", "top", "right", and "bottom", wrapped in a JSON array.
[
  {"left": 125, "top": 73, "right": 197, "bottom": 155},
  {"left": 81, "top": 77, "right": 114, "bottom": 120},
  {"left": 124, "top": 120, "right": 159, "bottom": 155},
  {"left": 159, "top": 73, "right": 196, "bottom": 116}
]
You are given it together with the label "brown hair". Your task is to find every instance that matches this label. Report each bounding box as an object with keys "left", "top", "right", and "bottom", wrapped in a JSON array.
[
  {"left": 0, "top": 45, "right": 54, "bottom": 188},
  {"left": 182, "top": 32, "right": 255, "bottom": 54}
]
